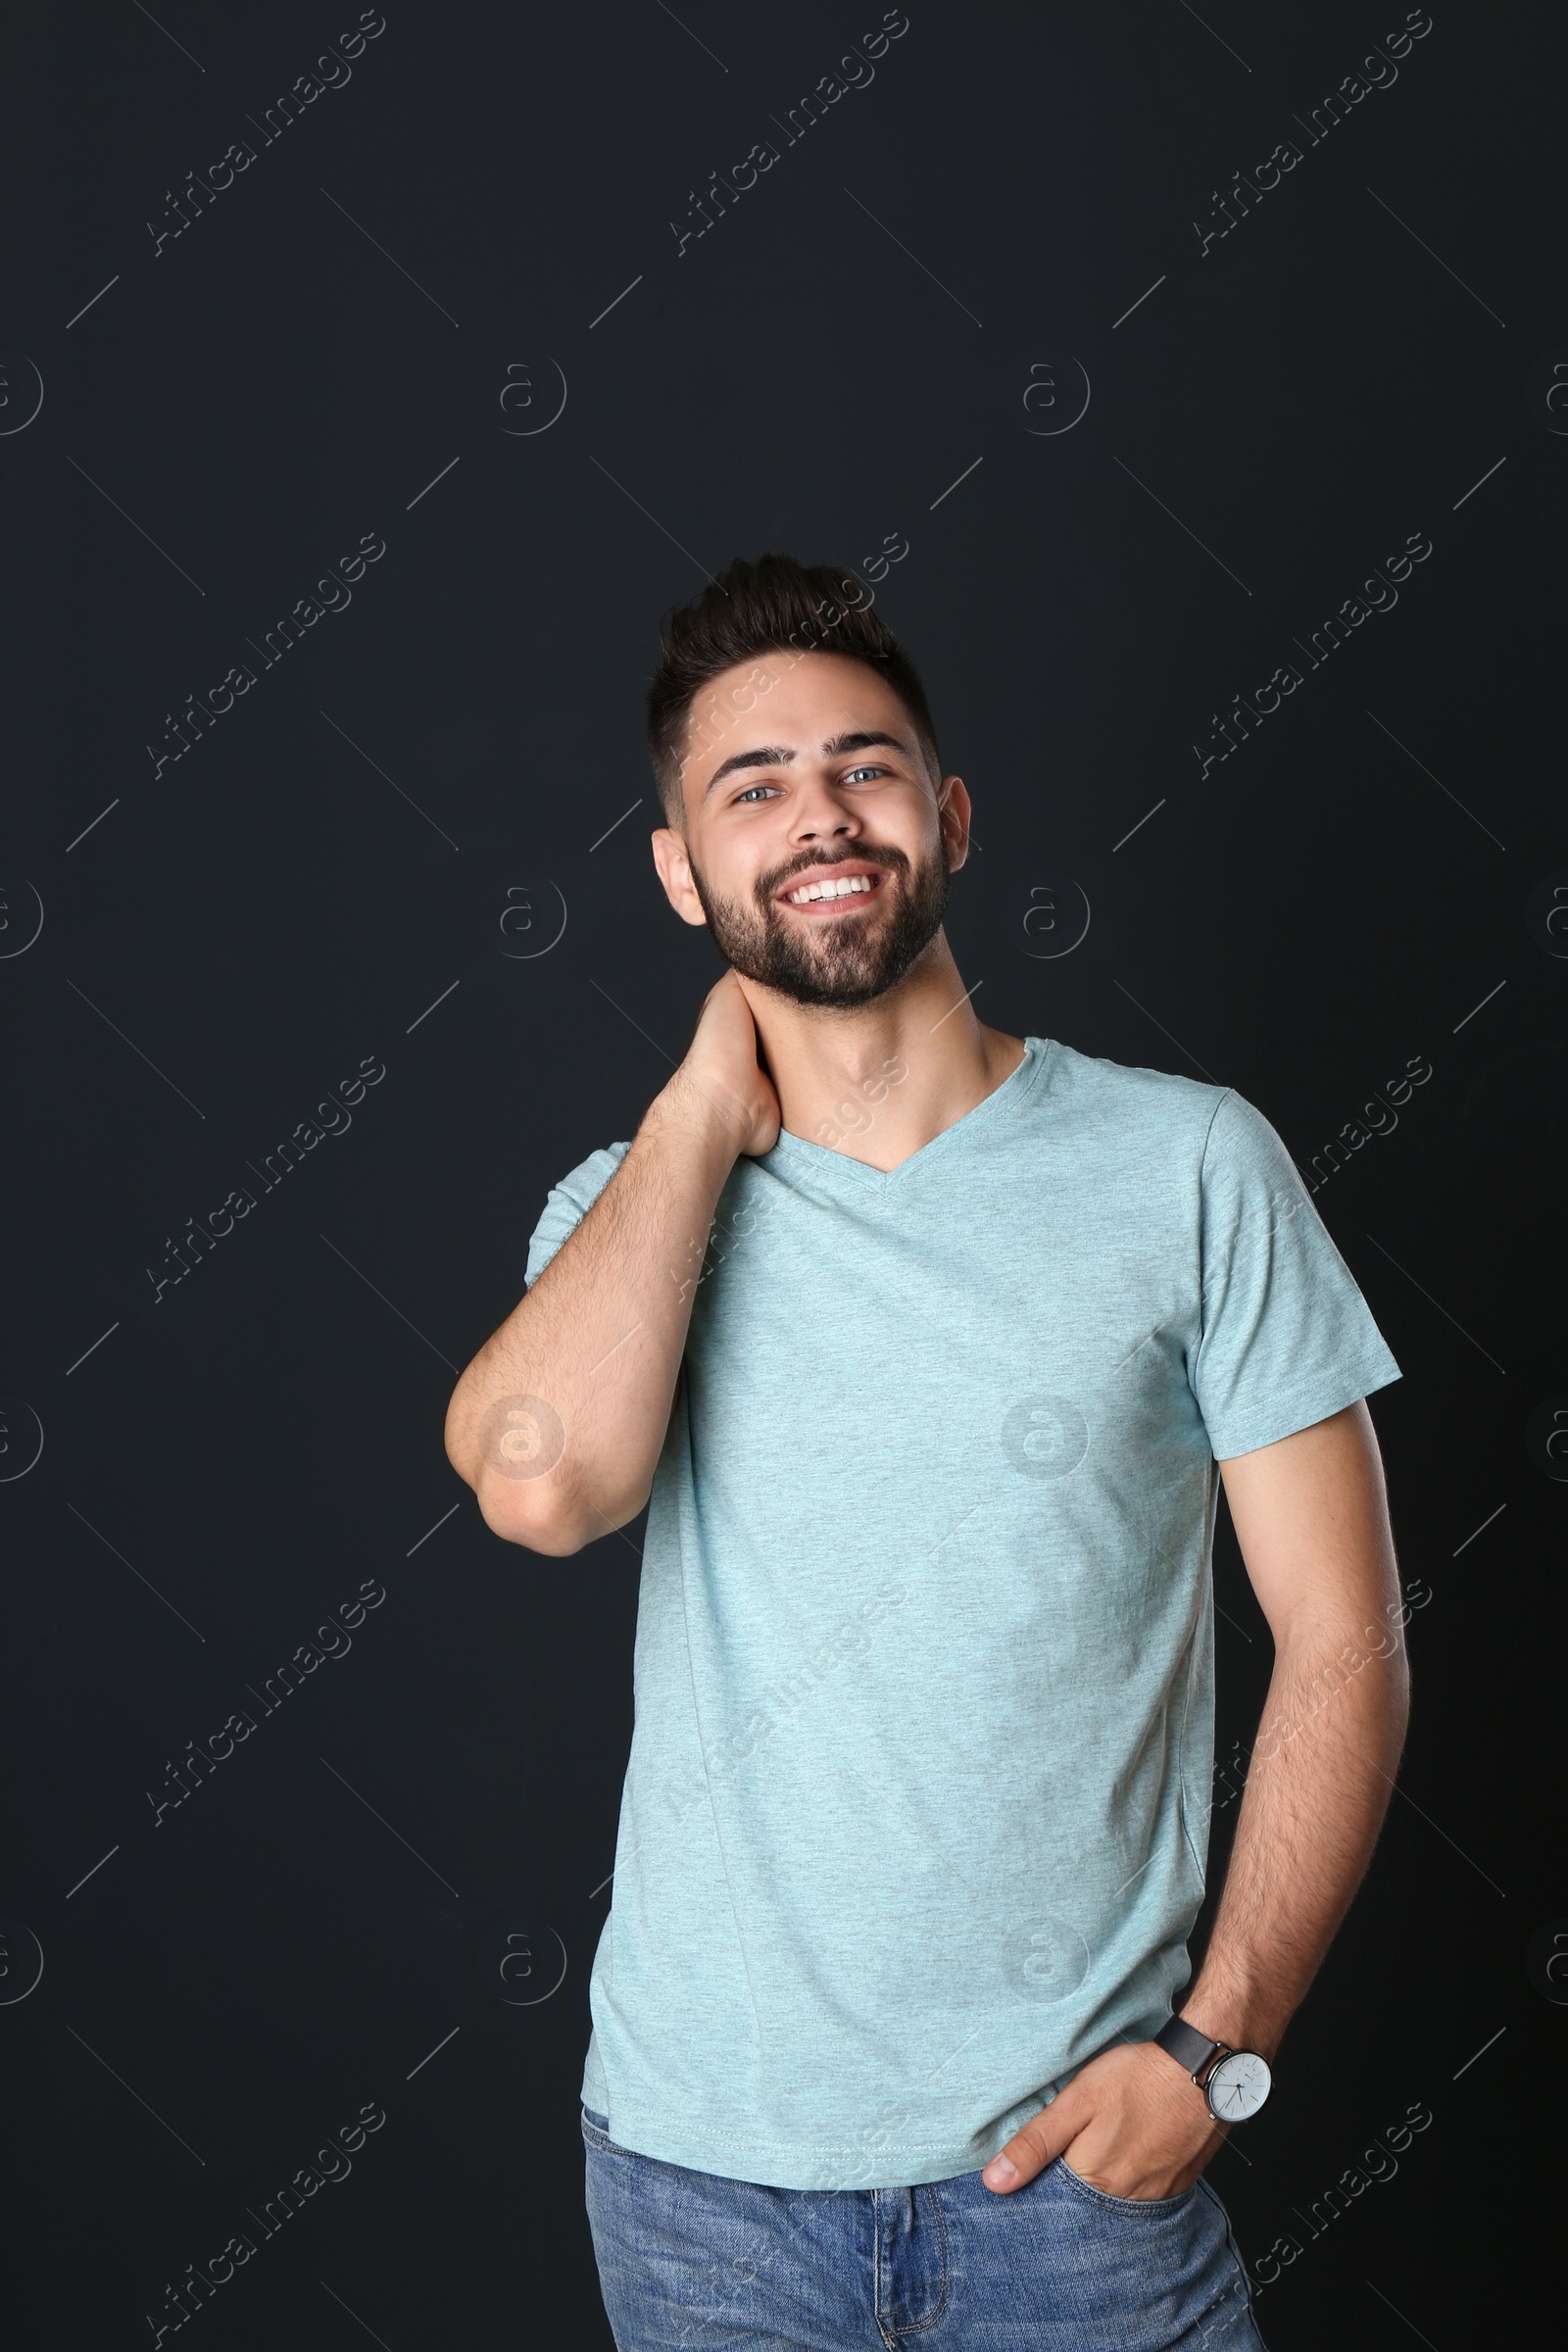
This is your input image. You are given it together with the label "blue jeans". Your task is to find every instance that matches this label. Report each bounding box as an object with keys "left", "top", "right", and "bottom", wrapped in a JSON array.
[{"left": 582, "top": 2105, "right": 1267, "bottom": 2350}]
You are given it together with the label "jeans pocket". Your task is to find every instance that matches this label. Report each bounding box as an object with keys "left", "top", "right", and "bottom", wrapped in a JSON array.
[{"left": 1054, "top": 2156, "right": 1199, "bottom": 2216}]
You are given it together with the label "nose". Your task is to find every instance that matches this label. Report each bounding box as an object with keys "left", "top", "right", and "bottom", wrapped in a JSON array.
[{"left": 790, "top": 770, "right": 861, "bottom": 841}]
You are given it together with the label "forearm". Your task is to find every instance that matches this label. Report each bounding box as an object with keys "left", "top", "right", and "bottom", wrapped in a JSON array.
[
  {"left": 445, "top": 1076, "right": 741, "bottom": 1550},
  {"left": 1184, "top": 1618, "right": 1410, "bottom": 2057}
]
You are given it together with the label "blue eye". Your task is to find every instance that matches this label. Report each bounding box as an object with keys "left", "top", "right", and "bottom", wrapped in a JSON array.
[{"left": 732, "top": 764, "right": 884, "bottom": 803}]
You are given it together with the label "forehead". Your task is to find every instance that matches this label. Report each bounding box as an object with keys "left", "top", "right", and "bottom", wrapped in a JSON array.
[{"left": 679, "top": 651, "right": 922, "bottom": 805}]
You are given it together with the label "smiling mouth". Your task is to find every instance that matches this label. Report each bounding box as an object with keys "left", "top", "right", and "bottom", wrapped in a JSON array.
[{"left": 776, "top": 868, "right": 890, "bottom": 913}]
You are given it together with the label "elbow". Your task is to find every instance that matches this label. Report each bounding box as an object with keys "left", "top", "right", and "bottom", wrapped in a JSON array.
[
  {"left": 443, "top": 1382, "right": 480, "bottom": 1493},
  {"left": 446, "top": 1372, "right": 588, "bottom": 1549},
  {"left": 475, "top": 1464, "right": 652, "bottom": 1556},
  {"left": 472, "top": 1464, "right": 593, "bottom": 1555},
  {"left": 1359, "top": 1625, "right": 1411, "bottom": 1769}
]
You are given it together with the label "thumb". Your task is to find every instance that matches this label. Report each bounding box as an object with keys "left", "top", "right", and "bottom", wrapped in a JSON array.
[{"left": 982, "top": 2090, "right": 1083, "bottom": 2193}]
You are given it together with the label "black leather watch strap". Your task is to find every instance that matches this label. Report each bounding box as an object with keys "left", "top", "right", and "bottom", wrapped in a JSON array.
[{"left": 1154, "top": 2014, "right": 1223, "bottom": 2077}]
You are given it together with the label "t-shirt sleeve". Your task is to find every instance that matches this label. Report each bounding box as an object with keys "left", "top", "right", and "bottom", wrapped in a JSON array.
[
  {"left": 1189, "top": 1090, "right": 1400, "bottom": 1460},
  {"left": 522, "top": 1141, "right": 634, "bottom": 1290}
]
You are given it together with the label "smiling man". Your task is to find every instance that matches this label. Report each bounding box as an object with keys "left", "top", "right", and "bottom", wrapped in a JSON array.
[{"left": 444, "top": 554, "right": 1409, "bottom": 2350}]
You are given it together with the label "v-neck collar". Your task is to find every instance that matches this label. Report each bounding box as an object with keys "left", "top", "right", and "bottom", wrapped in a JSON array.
[{"left": 764, "top": 1036, "right": 1053, "bottom": 1194}]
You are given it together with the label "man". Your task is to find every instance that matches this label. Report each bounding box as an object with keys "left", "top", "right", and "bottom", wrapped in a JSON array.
[{"left": 444, "top": 555, "right": 1409, "bottom": 2348}]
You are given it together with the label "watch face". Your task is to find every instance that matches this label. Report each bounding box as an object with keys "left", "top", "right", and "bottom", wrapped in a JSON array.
[{"left": 1206, "top": 2050, "right": 1272, "bottom": 2122}]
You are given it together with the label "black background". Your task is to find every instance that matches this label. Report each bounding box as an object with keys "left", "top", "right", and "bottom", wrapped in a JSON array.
[{"left": 3, "top": 2, "right": 1563, "bottom": 2344}]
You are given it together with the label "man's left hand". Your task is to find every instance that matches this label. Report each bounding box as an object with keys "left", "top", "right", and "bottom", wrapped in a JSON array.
[{"left": 981, "top": 2041, "right": 1225, "bottom": 2197}]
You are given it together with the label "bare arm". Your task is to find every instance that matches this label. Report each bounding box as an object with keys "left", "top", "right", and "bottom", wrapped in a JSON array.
[
  {"left": 443, "top": 973, "right": 779, "bottom": 1554},
  {"left": 983, "top": 1398, "right": 1409, "bottom": 2197},
  {"left": 1181, "top": 1397, "right": 1409, "bottom": 2059}
]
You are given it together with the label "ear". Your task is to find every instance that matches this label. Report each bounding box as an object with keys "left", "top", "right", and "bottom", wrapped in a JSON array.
[
  {"left": 935, "top": 774, "right": 972, "bottom": 873},
  {"left": 651, "top": 826, "right": 710, "bottom": 928}
]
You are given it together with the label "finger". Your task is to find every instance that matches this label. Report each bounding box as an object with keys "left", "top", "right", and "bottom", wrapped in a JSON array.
[{"left": 982, "top": 2095, "right": 1081, "bottom": 2193}]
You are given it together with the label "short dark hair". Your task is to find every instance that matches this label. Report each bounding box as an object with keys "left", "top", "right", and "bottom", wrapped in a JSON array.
[{"left": 645, "top": 552, "right": 942, "bottom": 828}]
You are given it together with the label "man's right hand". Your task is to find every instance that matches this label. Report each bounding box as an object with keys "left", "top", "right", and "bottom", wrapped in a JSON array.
[{"left": 665, "top": 971, "right": 781, "bottom": 1159}]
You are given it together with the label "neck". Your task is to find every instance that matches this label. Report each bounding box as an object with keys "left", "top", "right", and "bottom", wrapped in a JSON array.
[{"left": 736, "top": 933, "right": 1028, "bottom": 1171}]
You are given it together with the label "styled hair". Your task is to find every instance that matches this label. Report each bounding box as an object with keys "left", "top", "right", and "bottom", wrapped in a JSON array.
[{"left": 645, "top": 552, "right": 942, "bottom": 827}]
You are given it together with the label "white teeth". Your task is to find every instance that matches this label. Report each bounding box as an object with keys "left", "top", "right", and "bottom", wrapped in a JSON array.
[{"left": 789, "top": 874, "right": 873, "bottom": 905}]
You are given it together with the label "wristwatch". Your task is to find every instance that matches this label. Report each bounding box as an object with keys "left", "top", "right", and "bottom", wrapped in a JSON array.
[{"left": 1153, "top": 2015, "right": 1272, "bottom": 2123}]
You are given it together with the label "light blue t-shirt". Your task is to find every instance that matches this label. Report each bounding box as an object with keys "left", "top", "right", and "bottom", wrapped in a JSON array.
[{"left": 523, "top": 1037, "right": 1400, "bottom": 2190}]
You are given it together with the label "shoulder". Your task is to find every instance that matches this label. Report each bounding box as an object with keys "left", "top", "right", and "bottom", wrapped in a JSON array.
[{"left": 1033, "top": 1037, "right": 1233, "bottom": 1152}]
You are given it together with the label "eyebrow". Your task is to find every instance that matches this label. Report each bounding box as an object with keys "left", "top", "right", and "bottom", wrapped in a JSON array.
[{"left": 704, "top": 730, "right": 914, "bottom": 798}]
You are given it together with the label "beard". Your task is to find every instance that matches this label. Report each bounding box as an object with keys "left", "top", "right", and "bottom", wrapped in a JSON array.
[{"left": 685, "top": 833, "right": 952, "bottom": 1008}]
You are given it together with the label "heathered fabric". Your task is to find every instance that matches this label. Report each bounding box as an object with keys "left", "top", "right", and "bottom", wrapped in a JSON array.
[{"left": 522, "top": 1038, "right": 1401, "bottom": 2189}]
